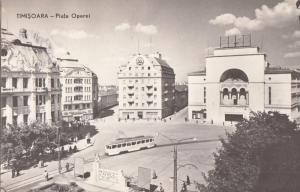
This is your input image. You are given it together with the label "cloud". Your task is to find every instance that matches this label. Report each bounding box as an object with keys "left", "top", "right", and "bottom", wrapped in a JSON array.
[
  {"left": 134, "top": 23, "right": 158, "bottom": 35},
  {"left": 293, "top": 30, "right": 300, "bottom": 38},
  {"left": 284, "top": 51, "right": 300, "bottom": 58},
  {"left": 210, "top": 0, "right": 300, "bottom": 31},
  {"left": 50, "top": 29, "right": 99, "bottom": 40},
  {"left": 288, "top": 41, "right": 300, "bottom": 48},
  {"left": 209, "top": 13, "right": 237, "bottom": 25},
  {"left": 225, "top": 28, "right": 241, "bottom": 36},
  {"left": 115, "top": 23, "right": 131, "bottom": 31}
]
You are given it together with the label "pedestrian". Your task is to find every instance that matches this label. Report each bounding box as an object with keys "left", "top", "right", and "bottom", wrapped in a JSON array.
[
  {"left": 181, "top": 182, "right": 187, "bottom": 192},
  {"left": 187, "top": 175, "right": 190, "bottom": 185},
  {"left": 65, "top": 162, "right": 70, "bottom": 172},
  {"left": 152, "top": 170, "right": 157, "bottom": 179},
  {"left": 69, "top": 146, "right": 72, "bottom": 153},
  {"left": 159, "top": 183, "right": 164, "bottom": 192},
  {"left": 73, "top": 145, "right": 78, "bottom": 152},
  {"left": 11, "top": 168, "right": 15, "bottom": 178},
  {"left": 44, "top": 170, "right": 48, "bottom": 181}
]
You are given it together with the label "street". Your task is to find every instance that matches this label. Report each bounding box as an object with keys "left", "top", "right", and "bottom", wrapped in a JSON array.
[{"left": 2, "top": 107, "right": 235, "bottom": 192}]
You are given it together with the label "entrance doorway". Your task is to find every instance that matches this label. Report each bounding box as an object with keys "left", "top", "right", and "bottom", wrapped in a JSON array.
[
  {"left": 74, "top": 116, "right": 80, "bottom": 121},
  {"left": 138, "top": 111, "right": 143, "bottom": 119}
]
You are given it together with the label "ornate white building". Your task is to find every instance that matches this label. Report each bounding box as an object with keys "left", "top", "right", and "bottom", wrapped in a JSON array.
[
  {"left": 118, "top": 53, "right": 175, "bottom": 119},
  {"left": 58, "top": 58, "right": 98, "bottom": 122},
  {"left": 188, "top": 37, "right": 300, "bottom": 124},
  {"left": 1, "top": 28, "right": 61, "bottom": 127}
]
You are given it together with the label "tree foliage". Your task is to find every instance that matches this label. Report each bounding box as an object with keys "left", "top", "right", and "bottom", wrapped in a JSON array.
[
  {"left": 198, "top": 111, "right": 299, "bottom": 192},
  {"left": 0, "top": 121, "right": 58, "bottom": 164}
]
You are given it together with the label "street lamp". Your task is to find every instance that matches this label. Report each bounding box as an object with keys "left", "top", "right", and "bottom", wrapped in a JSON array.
[
  {"left": 56, "top": 125, "right": 62, "bottom": 174},
  {"left": 157, "top": 133, "right": 197, "bottom": 192}
]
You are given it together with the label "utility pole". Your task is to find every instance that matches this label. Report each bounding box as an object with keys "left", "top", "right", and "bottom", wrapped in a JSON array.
[
  {"left": 57, "top": 126, "right": 62, "bottom": 174},
  {"left": 173, "top": 145, "right": 178, "bottom": 192}
]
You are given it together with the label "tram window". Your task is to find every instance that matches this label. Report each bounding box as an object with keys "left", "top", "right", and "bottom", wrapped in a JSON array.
[
  {"left": 122, "top": 143, "right": 126, "bottom": 147},
  {"left": 146, "top": 139, "right": 149, "bottom": 142},
  {"left": 127, "top": 143, "right": 131, "bottom": 146},
  {"left": 137, "top": 141, "right": 141, "bottom": 144},
  {"left": 132, "top": 142, "right": 136, "bottom": 145},
  {"left": 112, "top": 145, "right": 116, "bottom": 149},
  {"left": 142, "top": 140, "right": 145, "bottom": 143},
  {"left": 150, "top": 139, "right": 153, "bottom": 142},
  {"left": 118, "top": 144, "right": 121, "bottom": 148}
]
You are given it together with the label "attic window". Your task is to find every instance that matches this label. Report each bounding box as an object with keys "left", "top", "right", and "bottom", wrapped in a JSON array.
[{"left": 1, "top": 49, "right": 7, "bottom": 56}]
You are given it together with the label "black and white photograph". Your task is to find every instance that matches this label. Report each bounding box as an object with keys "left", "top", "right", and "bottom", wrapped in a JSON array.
[{"left": 0, "top": 0, "right": 300, "bottom": 191}]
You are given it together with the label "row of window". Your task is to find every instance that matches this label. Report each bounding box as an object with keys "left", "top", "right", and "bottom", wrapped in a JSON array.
[
  {"left": 65, "top": 95, "right": 91, "bottom": 102},
  {"left": 128, "top": 66, "right": 152, "bottom": 71},
  {"left": 1, "top": 77, "right": 29, "bottom": 89},
  {"left": 65, "top": 78, "right": 92, "bottom": 84},
  {"left": 63, "top": 103, "right": 91, "bottom": 110},
  {"left": 65, "top": 87, "right": 91, "bottom": 93},
  {"left": 1, "top": 77, "right": 60, "bottom": 89},
  {"left": 1, "top": 95, "right": 60, "bottom": 108},
  {"left": 124, "top": 95, "right": 158, "bottom": 99},
  {"left": 125, "top": 79, "right": 158, "bottom": 84},
  {"left": 106, "top": 138, "right": 154, "bottom": 149},
  {"left": 124, "top": 87, "right": 158, "bottom": 91},
  {"left": 2, "top": 111, "right": 60, "bottom": 127},
  {"left": 123, "top": 102, "right": 158, "bottom": 107},
  {"left": 122, "top": 73, "right": 156, "bottom": 77}
]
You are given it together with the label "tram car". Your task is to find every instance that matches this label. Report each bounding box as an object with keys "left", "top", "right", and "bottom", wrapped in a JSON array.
[{"left": 105, "top": 135, "right": 156, "bottom": 155}]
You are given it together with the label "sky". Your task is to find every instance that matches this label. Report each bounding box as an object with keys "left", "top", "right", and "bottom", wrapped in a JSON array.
[{"left": 1, "top": 0, "right": 300, "bottom": 85}]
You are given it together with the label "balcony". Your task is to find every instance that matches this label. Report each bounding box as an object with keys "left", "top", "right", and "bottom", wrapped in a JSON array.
[
  {"left": 146, "top": 83, "right": 153, "bottom": 88},
  {"left": 36, "top": 87, "right": 48, "bottom": 93},
  {"left": 128, "top": 83, "right": 134, "bottom": 89},
  {"left": 147, "top": 98, "right": 153, "bottom": 103},
  {"left": 1, "top": 87, "right": 31, "bottom": 94},
  {"left": 127, "top": 90, "right": 134, "bottom": 96}
]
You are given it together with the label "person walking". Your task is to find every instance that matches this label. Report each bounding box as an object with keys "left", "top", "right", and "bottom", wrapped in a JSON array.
[
  {"left": 44, "top": 170, "right": 49, "bottom": 181},
  {"left": 159, "top": 183, "right": 164, "bottom": 192},
  {"left": 65, "top": 162, "right": 70, "bottom": 172},
  {"left": 187, "top": 175, "right": 191, "bottom": 185}
]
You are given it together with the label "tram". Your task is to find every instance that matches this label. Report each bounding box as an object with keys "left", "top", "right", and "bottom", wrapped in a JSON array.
[{"left": 105, "top": 135, "right": 156, "bottom": 156}]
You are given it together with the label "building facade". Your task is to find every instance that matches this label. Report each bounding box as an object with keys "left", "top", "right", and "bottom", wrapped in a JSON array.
[
  {"left": 188, "top": 42, "right": 300, "bottom": 124},
  {"left": 118, "top": 53, "right": 175, "bottom": 119},
  {"left": 174, "top": 84, "right": 188, "bottom": 112},
  {"left": 1, "top": 28, "right": 61, "bottom": 127},
  {"left": 98, "top": 85, "right": 118, "bottom": 112},
  {"left": 58, "top": 58, "right": 98, "bottom": 122}
]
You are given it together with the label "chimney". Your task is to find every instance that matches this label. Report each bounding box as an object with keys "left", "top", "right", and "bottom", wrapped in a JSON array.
[
  {"left": 156, "top": 52, "right": 162, "bottom": 59},
  {"left": 19, "top": 28, "right": 27, "bottom": 39}
]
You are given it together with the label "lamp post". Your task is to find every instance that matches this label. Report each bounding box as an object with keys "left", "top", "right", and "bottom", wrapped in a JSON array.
[
  {"left": 158, "top": 133, "right": 197, "bottom": 192},
  {"left": 56, "top": 125, "right": 62, "bottom": 174}
]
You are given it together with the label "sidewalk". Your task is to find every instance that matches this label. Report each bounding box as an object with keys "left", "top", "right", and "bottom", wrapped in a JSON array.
[{"left": 1, "top": 136, "right": 94, "bottom": 191}]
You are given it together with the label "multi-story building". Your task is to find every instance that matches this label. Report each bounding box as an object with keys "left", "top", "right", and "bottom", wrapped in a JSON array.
[
  {"left": 174, "top": 84, "right": 188, "bottom": 112},
  {"left": 118, "top": 53, "right": 175, "bottom": 119},
  {"left": 98, "top": 85, "right": 119, "bottom": 112},
  {"left": 188, "top": 35, "right": 300, "bottom": 124},
  {"left": 1, "top": 28, "right": 61, "bottom": 127},
  {"left": 58, "top": 58, "right": 98, "bottom": 122}
]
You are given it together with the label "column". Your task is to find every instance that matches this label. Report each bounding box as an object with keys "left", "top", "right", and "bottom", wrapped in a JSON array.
[
  {"left": 29, "top": 93, "right": 37, "bottom": 123},
  {"left": 6, "top": 96, "right": 13, "bottom": 125}
]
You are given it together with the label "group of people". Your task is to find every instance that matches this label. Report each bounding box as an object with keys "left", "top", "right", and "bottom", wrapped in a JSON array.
[
  {"left": 11, "top": 161, "right": 21, "bottom": 178},
  {"left": 158, "top": 176, "right": 191, "bottom": 192}
]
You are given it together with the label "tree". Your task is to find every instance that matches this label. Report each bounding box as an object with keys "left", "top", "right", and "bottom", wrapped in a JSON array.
[
  {"left": 0, "top": 121, "right": 58, "bottom": 164},
  {"left": 197, "top": 111, "right": 299, "bottom": 192}
]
